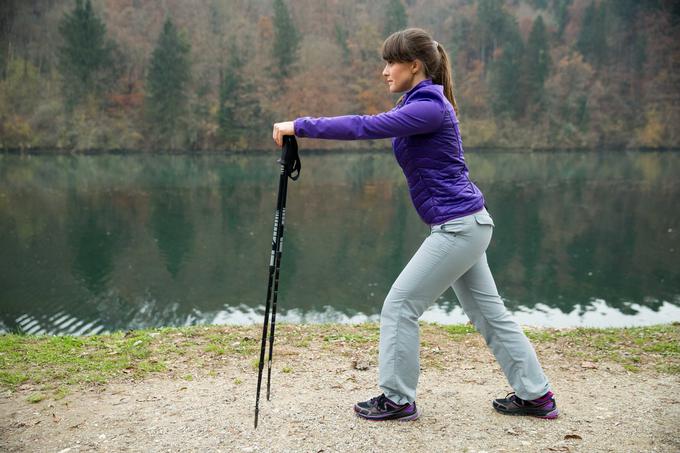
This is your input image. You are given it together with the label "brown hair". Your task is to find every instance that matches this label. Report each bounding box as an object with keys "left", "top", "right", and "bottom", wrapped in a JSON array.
[{"left": 381, "top": 27, "right": 460, "bottom": 117}]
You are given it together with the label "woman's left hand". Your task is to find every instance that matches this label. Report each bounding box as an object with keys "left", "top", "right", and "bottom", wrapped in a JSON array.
[{"left": 272, "top": 121, "right": 295, "bottom": 147}]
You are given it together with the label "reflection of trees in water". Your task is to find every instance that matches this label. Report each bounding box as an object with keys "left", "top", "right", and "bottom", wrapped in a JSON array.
[
  {"left": 486, "top": 177, "right": 679, "bottom": 313},
  {"left": 67, "top": 187, "right": 129, "bottom": 294},
  {"left": 149, "top": 189, "right": 194, "bottom": 278},
  {"left": 0, "top": 152, "right": 679, "bottom": 334}
]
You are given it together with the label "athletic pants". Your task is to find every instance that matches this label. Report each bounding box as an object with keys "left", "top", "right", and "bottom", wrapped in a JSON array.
[{"left": 378, "top": 207, "right": 552, "bottom": 404}]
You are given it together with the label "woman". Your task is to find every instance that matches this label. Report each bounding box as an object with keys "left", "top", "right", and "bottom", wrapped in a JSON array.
[{"left": 272, "top": 28, "right": 558, "bottom": 421}]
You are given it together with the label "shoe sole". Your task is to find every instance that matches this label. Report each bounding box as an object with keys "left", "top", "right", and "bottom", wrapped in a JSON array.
[
  {"left": 354, "top": 407, "right": 422, "bottom": 421},
  {"left": 492, "top": 404, "right": 559, "bottom": 419}
]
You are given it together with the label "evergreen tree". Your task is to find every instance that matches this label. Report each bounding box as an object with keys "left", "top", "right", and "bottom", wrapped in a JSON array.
[
  {"left": 57, "top": 0, "right": 115, "bottom": 108},
  {"left": 384, "top": 0, "right": 407, "bottom": 36},
  {"left": 218, "top": 41, "right": 243, "bottom": 142},
  {"left": 272, "top": 0, "right": 299, "bottom": 79},
  {"left": 576, "top": 1, "right": 607, "bottom": 66},
  {"left": 524, "top": 15, "right": 552, "bottom": 114},
  {"left": 146, "top": 17, "right": 191, "bottom": 148},
  {"left": 335, "top": 22, "right": 351, "bottom": 64},
  {"left": 489, "top": 17, "right": 525, "bottom": 118},
  {"left": 550, "top": 0, "right": 573, "bottom": 38},
  {"left": 477, "top": 0, "right": 507, "bottom": 66},
  {"left": 449, "top": 15, "right": 471, "bottom": 66}
]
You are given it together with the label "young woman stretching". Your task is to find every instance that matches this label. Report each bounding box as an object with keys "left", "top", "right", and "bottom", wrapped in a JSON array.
[{"left": 272, "top": 28, "right": 559, "bottom": 421}]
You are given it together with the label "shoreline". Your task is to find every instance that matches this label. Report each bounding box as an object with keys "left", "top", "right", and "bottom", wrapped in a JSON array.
[
  {"left": 1, "top": 322, "right": 677, "bottom": 394},
  {"left": 1, "top": 322, "right": 678, "bottom": 452}
]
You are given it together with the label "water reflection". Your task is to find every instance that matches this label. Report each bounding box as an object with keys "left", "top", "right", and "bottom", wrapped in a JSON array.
[{"left": 0, "top": 151, "right": 678, "bottom": 335}]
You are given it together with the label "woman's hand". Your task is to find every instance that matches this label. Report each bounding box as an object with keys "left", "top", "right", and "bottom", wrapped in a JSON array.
[{"left": 272, "top": 121, "right": 295, "bottom": 147}]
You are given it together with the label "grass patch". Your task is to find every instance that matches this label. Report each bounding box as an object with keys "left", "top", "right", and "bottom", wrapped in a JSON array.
[
  {"left": 520, "top": 324, "right": 680, "bottom": 373},
  {"left": 440, "top": 323, "right": 477, "bottom": 337},
  {"left": 26, "top": 392, "right": 46, "bottom": 403},
  {"left": 1, "top": 322, "right": 677, "bottom": 398}
]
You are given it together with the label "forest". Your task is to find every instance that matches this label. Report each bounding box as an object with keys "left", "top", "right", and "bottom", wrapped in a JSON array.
[{"left": 0, "top": 0, "right": 678, "bottom": 151}]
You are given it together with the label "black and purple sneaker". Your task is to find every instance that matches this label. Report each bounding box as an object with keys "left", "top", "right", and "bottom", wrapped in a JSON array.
[
  {"left": 354, "top": 394, "right": 421, "bottom": 421},
  {"left": 492, "top": 390, "right": 559, "bottom": 419}
]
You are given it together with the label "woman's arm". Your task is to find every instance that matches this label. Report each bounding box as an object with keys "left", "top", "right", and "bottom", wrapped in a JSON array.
[{"left": 294, "top": 97, "right": 445, "bottom": 141}]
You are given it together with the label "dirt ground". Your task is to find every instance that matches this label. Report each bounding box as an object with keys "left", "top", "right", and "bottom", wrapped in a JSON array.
[{"left": 1, "top": 325, "right": 679, "bottom": 453}]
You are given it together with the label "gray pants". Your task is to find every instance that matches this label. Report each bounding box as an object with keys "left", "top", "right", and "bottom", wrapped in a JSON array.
[{"left": 378, "top": 208, "right": 551, "bottom": 404}]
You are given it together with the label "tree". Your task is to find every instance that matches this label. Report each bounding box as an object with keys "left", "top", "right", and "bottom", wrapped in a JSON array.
[
  {"left": 218, "top": 41, "right": 244, "bottom": 142},
  {"left": 477, "top": 0, "right": 508, "bottom": 66},
  {"left": 384, "top": 0, "right": 407, "bottom": 36},
  {"left": 334, "top": 22, "right": 351, "bottom": 64},
  {"left": 145, "top": 17, "right": 191, "bottom": 148},
  {"left": 272, "top": 0, "right": 300, "bottom": 79},
  {"left": 489, "top": 13, "right": 525, "bottom": 118},
  {"left": 524, "top": 15, "right": 552, "bottom": 114},
  {"left": 576, "top": 1, "right": 607, "bottom": 67},
  {"left": 57, "top": 0, "right": 116, "bottom": 108},
  {"left": 550, "top": 0, "right": 573, "bottom": 38}
]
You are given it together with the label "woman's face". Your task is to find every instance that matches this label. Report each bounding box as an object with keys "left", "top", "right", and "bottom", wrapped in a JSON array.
[{"left": 382, "top": 59, "right": 420, "bottom": 93}]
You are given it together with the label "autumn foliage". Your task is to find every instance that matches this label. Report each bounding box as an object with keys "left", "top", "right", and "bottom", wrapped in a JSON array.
[{"left": 0, "top": 0, "right": 678, "bottom": 151}]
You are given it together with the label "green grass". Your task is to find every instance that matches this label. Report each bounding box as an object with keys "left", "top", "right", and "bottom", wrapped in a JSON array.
[{"left": 1, "top": 322, "right": 678, "bottom": 400}]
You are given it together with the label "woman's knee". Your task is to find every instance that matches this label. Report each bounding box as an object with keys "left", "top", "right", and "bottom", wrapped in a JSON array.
[{"left": 382, "top": 286, "right": 431, "bottom": 321}]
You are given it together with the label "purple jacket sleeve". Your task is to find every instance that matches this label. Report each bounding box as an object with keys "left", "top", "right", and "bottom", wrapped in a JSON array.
[{"left": 293, "top": 94, "right": 445, "bottom": 140}]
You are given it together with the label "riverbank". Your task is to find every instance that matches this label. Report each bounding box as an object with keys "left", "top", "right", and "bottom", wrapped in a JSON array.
[{"left": 1, "top": 322, "right": 679, "bottom": 452}]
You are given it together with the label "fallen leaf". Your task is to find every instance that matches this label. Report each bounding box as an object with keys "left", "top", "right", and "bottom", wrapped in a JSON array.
[{"left": 564, "top": 434, "right": 583, "bottom": 440}]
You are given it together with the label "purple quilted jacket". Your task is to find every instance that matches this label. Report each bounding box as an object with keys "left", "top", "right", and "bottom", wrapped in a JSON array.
[{"left": 293, "top": 78, "right": 485, "bottom": 225}]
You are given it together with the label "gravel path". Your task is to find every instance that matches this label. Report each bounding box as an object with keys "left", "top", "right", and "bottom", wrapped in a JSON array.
[{"left": 1, "top": 325, "right": 678, "bottom": 453}]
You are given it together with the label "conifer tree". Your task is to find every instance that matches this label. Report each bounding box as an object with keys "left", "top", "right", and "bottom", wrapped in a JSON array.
[
  {"left": 384, "top": 0, "right": 408, "bottom": 36},
  {"left": 146, "top": 17, "right": 191, "bottom": 148},
  {"left": 57, "top": 0, "right": 115, "bottom": 108},
  {"left": 272, "top": 0, "right": 299, "bottom": 79},
  {"left": 489, "top": 13, "right": 525, "bottom": 118},
  {"left": 551, "top": 0, "right": 573, "bottom": 38},
  {"left": 218, "top": 42, "right": 243, "bottom": 142},
  {"left": 335, "top": 22, "right": 351, "bottom": 64},
  {"left": 577, "top": 1, "right": 607, "bottom": 66},
  {"left": 524, "top": 15, "right": 552, "bottom": 113},
  {"left": 477, "top": 0, "right": 507, "bottom": 66}
]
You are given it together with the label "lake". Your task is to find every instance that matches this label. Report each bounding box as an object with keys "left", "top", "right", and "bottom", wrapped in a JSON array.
[{"left": 1, "top": 150, "right": 678, "bottom": 335}]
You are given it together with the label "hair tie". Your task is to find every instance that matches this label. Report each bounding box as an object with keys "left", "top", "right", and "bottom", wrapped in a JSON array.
[{"left": 433, "top": 40, "right": 439, "bottom": 48}]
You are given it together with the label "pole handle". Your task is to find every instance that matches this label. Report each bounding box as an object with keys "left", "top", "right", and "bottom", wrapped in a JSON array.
[{"left": 278, "top": 135, "right": 301, "bottom": 181}]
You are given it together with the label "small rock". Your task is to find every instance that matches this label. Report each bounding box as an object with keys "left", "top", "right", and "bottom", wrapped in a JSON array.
[
  {"left": 580, "top": 361, "right": 598, "bottom": 369},
  {"left": 352, "top": 358, "right": 369, "bottom": 370}
]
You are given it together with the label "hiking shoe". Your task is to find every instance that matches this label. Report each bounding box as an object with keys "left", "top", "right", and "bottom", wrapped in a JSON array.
[
  {"left": 354, "top": 394, "right": 421, "bottom": 421},
  {"left": 492, "top": 391, "right": 559, "bottom": 419}
]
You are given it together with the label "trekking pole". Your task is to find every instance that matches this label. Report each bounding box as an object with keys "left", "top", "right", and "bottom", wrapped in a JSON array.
[{"left": 254, "top": 135, "right": 301, "bottom": 429}]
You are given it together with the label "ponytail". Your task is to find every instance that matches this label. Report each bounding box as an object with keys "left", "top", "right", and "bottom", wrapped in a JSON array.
[{"left": 433, "top": 43, "right": 460, "bottom": 117}]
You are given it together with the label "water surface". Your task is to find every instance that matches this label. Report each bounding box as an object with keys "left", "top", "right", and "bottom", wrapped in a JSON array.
[{"left": 1, "top": 151, "right": 678, "bottom": 334}]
